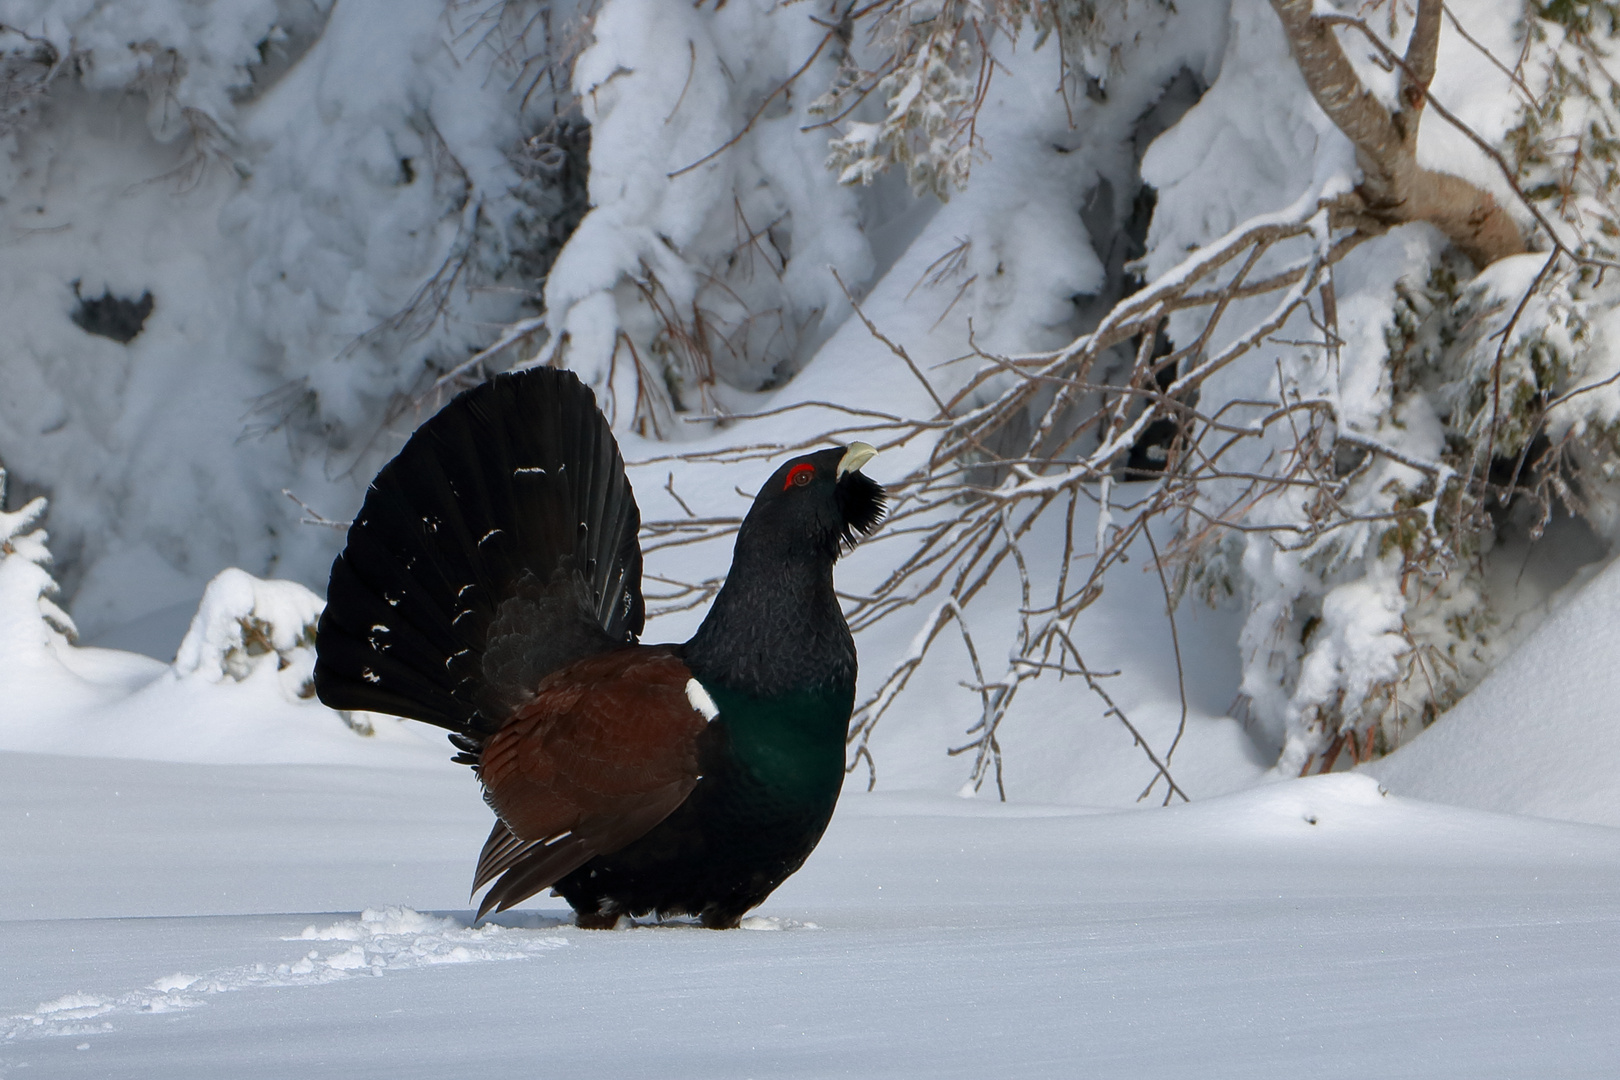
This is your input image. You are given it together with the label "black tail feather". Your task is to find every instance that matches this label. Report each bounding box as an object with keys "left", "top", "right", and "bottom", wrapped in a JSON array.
[{"left": 314, "top": 368, "right": 644, "bottom": 740}]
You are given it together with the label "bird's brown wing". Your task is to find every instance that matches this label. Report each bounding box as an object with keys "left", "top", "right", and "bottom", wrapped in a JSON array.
[{"left": 471, "top": 646, "right": 707, "bottom": 918}]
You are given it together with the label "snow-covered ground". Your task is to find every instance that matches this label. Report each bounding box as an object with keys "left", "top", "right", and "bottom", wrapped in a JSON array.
[{"left": 5, "top": 754, "right": 1619, "bottom": 1079}]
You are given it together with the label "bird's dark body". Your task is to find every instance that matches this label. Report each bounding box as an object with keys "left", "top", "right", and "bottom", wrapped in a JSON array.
[
  {"left": 556, "top": 680, "right": 850, "bottom": 927},
  {"left": 313, "top": 367, "right": 882, "bottom": 928}
]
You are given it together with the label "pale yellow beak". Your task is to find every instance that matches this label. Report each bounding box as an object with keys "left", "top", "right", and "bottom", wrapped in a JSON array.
[{"left": 837, "top": 442, "right": 877, "bottom": 479}]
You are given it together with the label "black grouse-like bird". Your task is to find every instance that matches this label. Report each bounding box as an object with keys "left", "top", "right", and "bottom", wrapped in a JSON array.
[{"left": 313, "top": 367, "right": 884, "bottom": 928}]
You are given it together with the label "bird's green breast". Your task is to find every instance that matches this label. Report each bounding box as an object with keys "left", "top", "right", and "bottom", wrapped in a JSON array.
[{"left": 705, "top": 682, "right": 851, "bottom": 809}]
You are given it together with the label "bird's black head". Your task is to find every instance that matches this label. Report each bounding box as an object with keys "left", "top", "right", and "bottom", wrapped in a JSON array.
[
  {"left": 736, "top": 443, "right": 886, "bottom": 562},
  {"left": 684, "top": 443, "right": 885, "bottom": 694}
]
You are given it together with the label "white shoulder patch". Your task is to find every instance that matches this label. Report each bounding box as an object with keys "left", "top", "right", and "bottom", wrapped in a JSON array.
[{"left": 684, "top": 677, "right": 720, "bottom": 721}]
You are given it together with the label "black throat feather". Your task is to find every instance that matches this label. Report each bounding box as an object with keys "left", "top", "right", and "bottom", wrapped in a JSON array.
[
  {"left": 682, "top": 467, "right": 883, "bottom": 698},
  {"left": 682, "top": 547, "right": 855, "bottom": 698}
]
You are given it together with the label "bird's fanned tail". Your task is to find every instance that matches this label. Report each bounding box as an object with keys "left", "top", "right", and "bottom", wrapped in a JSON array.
[{"left": 314, "top": 368, "right": 644, "bottom": 743}]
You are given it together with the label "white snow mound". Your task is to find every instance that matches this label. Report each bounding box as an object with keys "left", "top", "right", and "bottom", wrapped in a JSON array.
[{"left": 1365, "top": 556, "right": 1620, "bottom": 827}]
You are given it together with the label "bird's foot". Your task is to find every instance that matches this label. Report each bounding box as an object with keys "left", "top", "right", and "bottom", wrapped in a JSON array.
[
  {"left": 699, "top": 908, "right": 744, "bottom": 930},
  {"left": 575, "top": 911, "right": 626, "bottom": 930}
]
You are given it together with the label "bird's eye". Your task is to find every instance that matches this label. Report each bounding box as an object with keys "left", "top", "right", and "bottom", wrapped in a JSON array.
[{"left": 785, "top": 463, "right": 815, "bottom": 490}]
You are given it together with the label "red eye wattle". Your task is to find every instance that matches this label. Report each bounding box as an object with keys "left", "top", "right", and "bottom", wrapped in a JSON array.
[{"left": 784, "top": 464, "right": 815, "bottom": 490}]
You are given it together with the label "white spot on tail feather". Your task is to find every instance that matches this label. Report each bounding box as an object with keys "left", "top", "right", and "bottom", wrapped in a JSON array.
[{"left": 685, "top": 678, "right": 719, "bottom": 721}]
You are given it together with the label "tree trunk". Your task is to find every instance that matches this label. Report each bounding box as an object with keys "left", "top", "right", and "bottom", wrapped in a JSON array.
[{"left": 1269, "top": 0, "right": 1525, "bottom": 267}]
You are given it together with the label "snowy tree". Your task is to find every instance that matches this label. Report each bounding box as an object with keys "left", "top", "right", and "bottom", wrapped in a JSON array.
[
  {"left": 0, "top": 0, "right": 590, "bottom": 641},
  {"left": 558, "top": 0, "right": 1620, "bottom": 791},
  {"left": 0, "top": 466, "right": 78, "bottom": 657},
  {"left": 4, "top": 0, "right": 1619, "bottom": 800},
  {"left": 806, "top": 0, "right": 1620, "bottom": 786}
]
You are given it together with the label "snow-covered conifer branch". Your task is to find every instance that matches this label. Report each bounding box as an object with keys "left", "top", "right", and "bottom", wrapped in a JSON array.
[{"left": 0, "top": 469, "right": 75, "bottom": 645}]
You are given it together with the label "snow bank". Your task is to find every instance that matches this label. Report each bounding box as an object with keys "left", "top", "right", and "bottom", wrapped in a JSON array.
[
  {"left": 1365, "top": 555, "right": 1620, "bottom": 828},
  {"left": 0, "top": 533, "right": 444, "bottom": 767}
]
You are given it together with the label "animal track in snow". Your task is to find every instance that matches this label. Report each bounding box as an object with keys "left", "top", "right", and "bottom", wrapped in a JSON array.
[
  {"left": 739, "top": 915, "right": 819, "bottom": 931},
  {"left": 2, "top": 907, "right": 566, "bottom": 1043}
]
